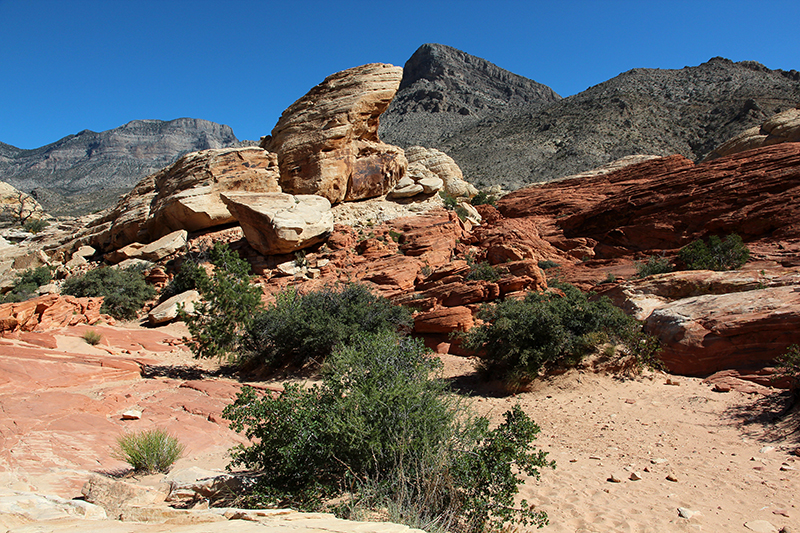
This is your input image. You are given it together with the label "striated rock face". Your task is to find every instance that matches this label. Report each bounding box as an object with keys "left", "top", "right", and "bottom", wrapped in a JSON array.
[
  {"left": 499, "top": 144, "right": 800, "bottom": 253},
  {"left": 220, "top": 192, "right": 334, "bottom": 255},
  {"left": 644, "top": 285, "right": 800, "bottom": 376},
  {"left": 68, "top": 147, "right": 280, "bottom": 252},
  {"left": 705, "top": 105, "right": 800, "bottom": 160},
  {"left": 265, "top": 63, "right": 406, "bottom": 204}
]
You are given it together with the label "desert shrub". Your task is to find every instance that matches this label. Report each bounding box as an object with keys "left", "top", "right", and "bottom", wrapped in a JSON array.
[
  {"left": 83, "top": 330, "right": 102, "bottom": 345},
  {"left": 465, "top": 260, "right": 500, "bottom": 282},
  {"left": 635, "top": 255, "right": 673, "bottom": 278},
  {"left": 23, "top": 218, "right": 49, "bottom": 234},
  {"left": 224, "top": 331, "right": 553, "bottom": 531},
  {"left": 2, "top": 266, "right": 52, "bottom": 303},
  {"left": 677, "top": 234, "right": 750, "bottom": 271},
  {"left": 470, "top": 190, "right": 497, "bottom": 206},
  {"left": 182, "top": 242, "right": 263, "bottom": 360},
  {"left": 537, "top": 259, "right": 560, "bottom": 270},
  {"left": 463, "top": 281, "right": 658, "bottom": 389},
  {"left": 776, "top": 344, "right": 800, "bottom": 392},
  {"left": 160, "top": 258, "right": 208, "bottom": 301},
  {"left": 113, "top": 428, "right": 185, "bottom": 474},
  {"left": 61, "top": 266, "right": 155, "bottom": 320},
  {"left": 243, "top": 283, "right": 411, "bottom": 369},
  {"left": 439, "top": 190, "right": 459, "bottom": 210}
]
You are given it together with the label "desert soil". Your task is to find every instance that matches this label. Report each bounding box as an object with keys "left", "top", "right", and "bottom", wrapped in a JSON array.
[{"left": 1, "top": 321, "right": 797, "bottom": 532}]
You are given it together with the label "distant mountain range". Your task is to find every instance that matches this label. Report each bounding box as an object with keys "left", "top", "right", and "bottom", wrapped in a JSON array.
[
  {"left": 0, "top": 118, "right": 240, "bottom": 215},
  {"left": 2, "top": 44, "right": 798, "bottom": 216}
]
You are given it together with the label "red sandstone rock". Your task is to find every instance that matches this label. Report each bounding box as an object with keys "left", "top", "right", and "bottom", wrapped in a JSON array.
[
  {"left": 414, "top": 306, "right": 474, "bottom": 334},
  {"left": 0, "top": 295, "right": 114, "bottom": 334}
]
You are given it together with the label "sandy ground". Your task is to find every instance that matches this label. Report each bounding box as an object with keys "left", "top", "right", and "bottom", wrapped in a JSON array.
[
  {"left": 2, "top": 321, "right": 798, "bottom": 532},
  {"left": 442, "top": 356, "right": 799, "bottom": 533}
]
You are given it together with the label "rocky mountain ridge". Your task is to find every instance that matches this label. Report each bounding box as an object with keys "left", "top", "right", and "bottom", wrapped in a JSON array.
[
  {"left": 0, "top": 118, "right": 240, "bottom": 216},
  {"left": 382, "top": 49, "right": 800, "bottom": 189}
]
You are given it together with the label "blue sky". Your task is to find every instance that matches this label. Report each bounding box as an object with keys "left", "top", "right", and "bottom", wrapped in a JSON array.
[{"left": 1, "top": 0, "right": 798, "bottom": 149}]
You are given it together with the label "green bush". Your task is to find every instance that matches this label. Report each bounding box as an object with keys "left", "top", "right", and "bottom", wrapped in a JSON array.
[
  {"left": 160, "top": 258, "right": 208, "bottom": 301},
  {"left": 113, "top": 428, "right": 185, "bottom": 474},
  {"left": 61, "top": 267, "right": 155, "bottom": 320},
  {"left": 470, "top": 190, "right": 497, "bottom": 206},
  {"left": 23, "top": 218, "right": 49, "bottom": 234},
  {"left": 2, "top": 266, "right": 52, "bottom": 303},
  {"left": 83, "top": 330, "right": 102, "bottom": 346},
  {"left": 224, "top": 331, "right": 553, "bottom": 531},
  {"left": 465, "top": 260, "right": 500, "bottom": 282},
  {"left": 243, "top": 283, "right": 411, "bottom": 369},
  {"left": 634, "top": 255, "right": 673, "bottom": 278},
  {"left": 463, "top": 281, "right": 659, "bottom": 389},
  {"left": 677, "top": 234, "right": 750, "bottom": 271},
  {"left": 537, "top": 260, "right": 560, "bottom": 270},
  {"left": 439, "top": 190, "right": 459, "bottom": 210},
  {"left": 182, "top": 242, "right": 263, "bottom": 360},
  {"left": 776, "top": 344, "right": 800, "bottom": 392}
]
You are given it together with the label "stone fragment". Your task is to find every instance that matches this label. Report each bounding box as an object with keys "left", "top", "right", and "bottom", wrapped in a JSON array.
[
  {"left": 121, "top": 409, "right": 142, "bottom": 420},
  {"left": 106, "top": 230, "right": 187, "bottom": 264},
  {"left": 81, "top": 474, "right": 165, "bottom": 519},
  {"left": 629, "top": 471, "right": 642, "bottom": 481},
  {"left": 666, "top": 473, "right": 678, "bottom": 482},
  {"left": 607, "top": 474, "right": 622, "bottom": 483},
  {"left": 221, "top": 192, "right": 334, "bottom": 255},
  {"left": 744, "top": 520, "right": 779, "bottom": 533},
  {"left": 265, "top": 63, "right": 406, "bottom": 204},
  {"left": 678, "top": 507, "right": 698, "bottom": 519},
  {"left": 148, "top": 290, "right": 201, "bottom": 325}
]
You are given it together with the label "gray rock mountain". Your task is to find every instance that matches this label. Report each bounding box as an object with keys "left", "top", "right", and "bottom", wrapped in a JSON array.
[
  {"left": 379, "top": 43, "right": 562, "bottom": 148},
  {"left": 382, "top": 49, "right": 800, "bottom": 189},
  {"left": 0, "top": 118, "right": 239, "bottom": 215}
]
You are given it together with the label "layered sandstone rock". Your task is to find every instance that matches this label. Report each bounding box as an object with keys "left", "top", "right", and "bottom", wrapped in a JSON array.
[
  {"left": 644, "top": 286, "right": 800, "bottom": 376},
  {"left": 220, "top": 192, "right": 334, "bottom": 255},
  {"left": 0, "top": 294, "right": 113, "bottom": 333},
  {"left": 265, "top": 63, "right": 406, "bottom": 204},
  {"left": 705, "top": 106, "right": 800, "bottom": 161},
  {"left": 499, "top": 144, "right": 800, "bottom": 254},
  {"left": 69, "top": 147, "right": 280, "bottom": 252}
]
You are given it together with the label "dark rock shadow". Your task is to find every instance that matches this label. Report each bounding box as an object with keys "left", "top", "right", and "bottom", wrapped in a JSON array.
[{"left": 722, "top": 390, "right": 800, "bottom": 445}]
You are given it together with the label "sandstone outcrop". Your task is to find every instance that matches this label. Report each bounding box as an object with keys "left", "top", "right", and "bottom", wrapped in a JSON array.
[
  {"left": 220, "top": 192, "right": 334, "bottom": 255},
  {"left": 499, "top": 144, "right": 800, "bottom": 254},
  {"left": 104, "top": 229, "right": 188, "bottom": 265},
  {"left": 264, "top": 63, "right": 406, "bottom": 204},
  {"left": 0, "top": 294, "right": 113, "bottom": 333},
  {"left": 0, "top": 180, "right": 47, "bottom": 226},
  {"left": 644, "top": 285, "right": 800, "bottom": 376},
  {"left": 405, "top": 146, "right": 477, "bottom": 198},
  {"left": 69, "top": 147, "right": 280, "bottom": 253},
  {"left": 704, "top": 106, "right": 800, "bottom": 161}
]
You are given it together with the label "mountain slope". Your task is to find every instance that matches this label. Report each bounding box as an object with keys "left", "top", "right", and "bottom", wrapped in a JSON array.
[
  {"left": 379, "top": 43, "right": 562, "bottom": 148},
  {"left": 0, "top": 118, "right": 239, "bottom": 215},
  {"left": 383, "top": 51, "right": 800, "bottom": 190}
]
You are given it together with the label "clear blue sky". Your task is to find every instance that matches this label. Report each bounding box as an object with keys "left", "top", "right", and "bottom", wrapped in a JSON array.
[{"left": 1, "top": 0, "right": 798, "bottom": 149}]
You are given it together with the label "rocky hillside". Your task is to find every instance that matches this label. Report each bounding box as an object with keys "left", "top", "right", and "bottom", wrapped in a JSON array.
[
  {"left": 381, "top": 48, "right": 800, "bottom": 189},
  {"left": 0, "top": 118, "right": 240, "bottom": 216},
  {"left": 378, "top": 43, "right": 562, "bottom": 148}
]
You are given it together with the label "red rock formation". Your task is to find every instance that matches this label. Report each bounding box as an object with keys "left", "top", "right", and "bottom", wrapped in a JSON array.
[{"left": 0, "top": 294, "right": 114, "bottom": 334}]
